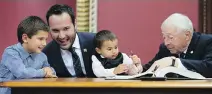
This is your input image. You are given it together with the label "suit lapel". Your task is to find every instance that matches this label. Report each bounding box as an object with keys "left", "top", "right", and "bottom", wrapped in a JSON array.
[
  {"left": 52, "top": 41, "right": 73, "bottom": 77},
  {"left": 185, "top": 32, "right": 200, "bottom": 58},
  {"left": 77, "top": 33, "right": 91, "bottom": 76}
]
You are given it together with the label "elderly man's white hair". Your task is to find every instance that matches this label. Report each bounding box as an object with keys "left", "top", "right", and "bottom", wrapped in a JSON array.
[{"left": 161, "top": 13, "right": 193, "bottom": 34}]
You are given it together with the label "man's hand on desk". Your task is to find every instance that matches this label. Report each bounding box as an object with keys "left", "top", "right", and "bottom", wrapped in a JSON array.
[
  {"left": 43, "top": 67, "right": 57, "bottom": 78},
  {"left": 146, "top": 56, "right": 176, "bottom": 72}
]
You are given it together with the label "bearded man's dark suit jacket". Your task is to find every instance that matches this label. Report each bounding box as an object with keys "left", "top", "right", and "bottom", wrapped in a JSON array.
[
  {"left": 43, "top": 32, "right": 96, "bottom": 77},
  {"left": 143, "top": 32, "right": 212, "bottom": 78}
]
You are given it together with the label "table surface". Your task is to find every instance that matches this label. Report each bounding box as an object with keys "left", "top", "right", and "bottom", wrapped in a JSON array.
[{"left": 2, "top": 78, "right": 212, "bottom": 88}]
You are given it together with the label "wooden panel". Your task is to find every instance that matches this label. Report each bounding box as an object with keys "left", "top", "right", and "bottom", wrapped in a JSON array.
[{"left": 199, "top": 0, "right": 212, "bottom": 34}]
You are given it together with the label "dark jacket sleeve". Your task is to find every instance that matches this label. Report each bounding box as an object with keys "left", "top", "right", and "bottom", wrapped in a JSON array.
[{"left": 181, "top": 37, "right": 212, "bottom": 78}]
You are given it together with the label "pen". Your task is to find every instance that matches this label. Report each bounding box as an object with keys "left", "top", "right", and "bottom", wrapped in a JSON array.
[
  {"left": 171, "top": 58, "right": 176, "bottom": 67},
  {"left": 130, "top": 50, "right": 134, "bottom": 56},
  {"left": 153, "top": 65, "right": 159, "bottom": 72},
  {"left": 152, "top": 66, "right": 159, "bottom": 77},
  {"left": 130, "top": 50, "right": 137, "bottom": 66}
]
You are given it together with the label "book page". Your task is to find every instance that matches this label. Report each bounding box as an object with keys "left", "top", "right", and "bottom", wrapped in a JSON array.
[{"left": 155, "top": 67, "right": 206, "bottom": 79}]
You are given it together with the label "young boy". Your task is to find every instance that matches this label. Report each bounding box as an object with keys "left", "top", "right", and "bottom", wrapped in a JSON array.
[
  {"left": 92, "top": 30, "right": 143, "bottom": 77},
  {"left": 0, "top": 16, "right": 56, "bottom": 94}
]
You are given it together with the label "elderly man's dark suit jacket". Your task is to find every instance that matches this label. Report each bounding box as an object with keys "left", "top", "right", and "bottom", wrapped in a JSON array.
[
  {"left": 43, "top": 32, "right": 96, "bottom": 77},
  {"left": 143, "top": 32, "right": 212, "bottom": 78}
]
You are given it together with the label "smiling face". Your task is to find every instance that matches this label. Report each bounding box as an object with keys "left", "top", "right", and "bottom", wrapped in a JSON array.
[
  {"left": 96, "top": 39, "right": 119, "bottom": 59},
  {"left": 48, "top": 12, "right": 76, "bottom": 50},
  {"left": 22, "top": 30, "right": 48, "bottom": 53}
]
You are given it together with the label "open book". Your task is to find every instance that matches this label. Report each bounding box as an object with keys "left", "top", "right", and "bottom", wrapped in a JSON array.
[{"left": 106, "top": 66, "right": 206, "bottom": 80}]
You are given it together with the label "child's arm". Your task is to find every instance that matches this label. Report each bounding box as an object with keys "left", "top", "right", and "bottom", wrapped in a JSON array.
[
  {"left": 42, "top": 67, "right": 57, "bottom": 78},
  {"left": 92, "top": 55, "right": 116, "bottom": 77},
  {"left": 42, "top": 62, "right": 57, "bottom": 78},
  {"left": 113, "top": 64, "right": 129, "bottom": 74},
  {"left": 130, "top": 55, "right": 143, "bottom": 73},
  {"left": 42, "top": 54, "right": 57, "bottom": 77},
  {"left": 122, "top": 53, "right": 143, "bottom": 75},
  {"left": 92, "top": 55, "right": 128, "bottom": 77},
  {"left": 2, "top": 51, "right": 45, "bottom": 79}
]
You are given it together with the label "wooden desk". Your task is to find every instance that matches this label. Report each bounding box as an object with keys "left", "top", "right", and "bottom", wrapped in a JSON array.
[{"left": 1, "top": 78, "right": 212, "bottom": 94}]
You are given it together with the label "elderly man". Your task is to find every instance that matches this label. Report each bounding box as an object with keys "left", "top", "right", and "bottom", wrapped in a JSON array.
[{"left": 144, "top": 13, "right": 212, "bottom": 78}]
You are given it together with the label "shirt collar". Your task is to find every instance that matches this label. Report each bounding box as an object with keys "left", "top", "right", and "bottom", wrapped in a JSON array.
[
  {"left": 183, "top": 48, "right": 188, "bottom": 54},
  {"left": 60, "top": 33, "right": 80, "bottom": 53},
  {"left": 72, "top": 33, "right": 80, "bottom": 49},
  {"left": 182, "top": 39, "right": 191, "bottom": 54},
  {"left": 100, "top": 55, "right": 106, "bottom": 58},
  {"left": 17, "top": 43, "right": 30, "bottom": 60}
]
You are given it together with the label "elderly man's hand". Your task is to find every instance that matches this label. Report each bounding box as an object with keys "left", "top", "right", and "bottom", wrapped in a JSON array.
[{"left": 146, "top": 56, "right": 176, "bottom": 72}]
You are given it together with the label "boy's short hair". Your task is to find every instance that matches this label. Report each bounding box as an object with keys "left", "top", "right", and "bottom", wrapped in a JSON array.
[
  {"left": 17, "top": 16, "right": 49, "bottom": 44},
  {"left": 46, "top": 4, "right": 75, "bottom": 25},
  {"left": 94, "top": 30, "right": 117, "bottom": 48}
]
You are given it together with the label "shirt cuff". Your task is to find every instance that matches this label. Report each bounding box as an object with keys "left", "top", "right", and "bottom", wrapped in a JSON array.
[
  {"left": 106, "top": 68, "right": 116, "bottom": 77},
  {"left": 37, "top": 69, "right": 46, "bottom": 77}
]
